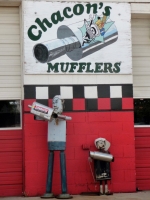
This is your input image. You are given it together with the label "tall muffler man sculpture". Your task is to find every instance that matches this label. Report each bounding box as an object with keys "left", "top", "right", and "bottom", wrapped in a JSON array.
[
  {"left": 28, "top": 95, "right": 72, "bottom": 199},
  {"left": 89, "top": 138, "right": 114, "bottom": 195}
]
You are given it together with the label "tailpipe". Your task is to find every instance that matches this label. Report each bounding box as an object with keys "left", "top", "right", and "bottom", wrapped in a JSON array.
[{"left": 89, "top": 151, "right": 114, "bottom": 162}]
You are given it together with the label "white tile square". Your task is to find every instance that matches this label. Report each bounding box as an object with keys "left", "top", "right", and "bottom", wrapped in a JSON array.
[
  {"left": 36, "top": 87, "right": 48, "bottom": 99},
  {"left": 110, "top": 86, "right": 122, "bottom": 98},
  {"left": 84, "top": 86, "right": 97, "bottom": 98},
  {"left": 60, "top": 86, "right": 73, "bottom": 99}
]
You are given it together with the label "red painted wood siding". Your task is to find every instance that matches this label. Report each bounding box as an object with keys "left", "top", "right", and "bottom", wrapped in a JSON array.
[
  {"left": 135, "top": 128, "right": 150, "bottom": 191},
  {"left": 0, "top": 130, "right": 23, "bottom": 196}
]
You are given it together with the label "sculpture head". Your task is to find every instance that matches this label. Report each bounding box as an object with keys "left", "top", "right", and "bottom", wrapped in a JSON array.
[
  {"left": 94, "top": 138, "right": 110, "bottom": 151},
  {"left": 52, "top": 95, "right": 64, "bottom": 115}
]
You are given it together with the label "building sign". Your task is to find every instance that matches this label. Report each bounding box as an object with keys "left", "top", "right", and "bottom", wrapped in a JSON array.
[{"left": 24, "top": 1, "right": 131, "bottom": 74}]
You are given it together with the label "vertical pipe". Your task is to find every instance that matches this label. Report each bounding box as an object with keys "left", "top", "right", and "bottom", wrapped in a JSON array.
[
  {"left": 60, "top": 151, "right": 67, "bottom": 194},
  {"left": 46, "top": 151, "right": 54, "bottom": 193},
  {"left": 100, "top": 180, "right": 103, "bottom": 194},
  {"left": 105, "top": 180, "right": 108, "bottom": 194}
]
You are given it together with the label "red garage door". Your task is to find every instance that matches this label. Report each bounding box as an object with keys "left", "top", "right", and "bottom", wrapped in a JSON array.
[
  {"left": 0, "top": 5, "right": 23, "bottom": 197},
  {"left": 135, "top": 128, "right": 150, "bottom": 191},
  {"left": 0, "top": 130, "right": 23, "bottom": 196}
]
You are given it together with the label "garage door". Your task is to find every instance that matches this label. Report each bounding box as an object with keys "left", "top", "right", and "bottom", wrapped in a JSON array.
[
  {"left": 132, "top": 15, "right": 150, "bottom": 97},
  {"left": 0, "top": 6, "right": 23, "bottom": 196},
  {"left": 132, "top": 14, "right": 150, "bottom": 190}
]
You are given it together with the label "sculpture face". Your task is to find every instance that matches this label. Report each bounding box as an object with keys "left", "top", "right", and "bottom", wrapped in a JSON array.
[
  {"left": 96, "top": 140, "right": 105, "bottom": 150},
  {"left": 95, "top": 138, "right": 110, "bottom": 151},
  {"left": 52, "top": 95, "right": 63, "bottom": 114}
]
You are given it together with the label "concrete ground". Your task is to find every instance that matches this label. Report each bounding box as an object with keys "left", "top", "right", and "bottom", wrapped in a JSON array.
[{"left": 1, "top": 192, "right": 150, "bottom": 200}]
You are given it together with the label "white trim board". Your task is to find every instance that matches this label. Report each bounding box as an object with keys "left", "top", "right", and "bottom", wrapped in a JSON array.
[{"left": 24, "top": 74, "right": 133, "bottom": 85}]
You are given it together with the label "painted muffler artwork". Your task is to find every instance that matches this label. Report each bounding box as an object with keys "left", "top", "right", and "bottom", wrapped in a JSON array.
[{"left": 33, "top": 14, "right": 118, "bottom": 63}]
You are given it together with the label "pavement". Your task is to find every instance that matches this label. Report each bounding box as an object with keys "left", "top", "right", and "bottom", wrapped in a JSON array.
[{"left": 1, "top": 192, "right": 150, "bottom": 200}]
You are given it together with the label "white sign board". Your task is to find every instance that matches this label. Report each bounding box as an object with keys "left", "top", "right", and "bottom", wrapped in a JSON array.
[{"left": 24, "top": 1, "right": 132, "bottom": 74}]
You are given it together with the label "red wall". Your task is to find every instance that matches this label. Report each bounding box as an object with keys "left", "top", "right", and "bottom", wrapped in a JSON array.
[
  {"left": 135, "top": 127, "right": 150, "bottom": 191},
  {"left": 0, "top": 130, "right": 23, "bottom": 197},
  {"left": 24, "top": 108, "right": 136, "bottom": 196}
]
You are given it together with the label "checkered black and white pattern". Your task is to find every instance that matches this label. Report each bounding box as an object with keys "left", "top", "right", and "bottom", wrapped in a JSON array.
[{"left": 24, "top": 84, "right": 133, "bottom": 111}]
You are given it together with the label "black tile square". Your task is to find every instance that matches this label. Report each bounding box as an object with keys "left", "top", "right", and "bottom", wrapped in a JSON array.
[
  {"left": 24, "top": 85, "right": 36, "bottom": 99},
  {"left": 98, "top": 85, "right": 110, "bottom": 98},
  {"left": 73, "top": 85, "right": 84, "bottom": 98},
  {"left": 49, "top": 85, "right": 60, "bottom": 98},
  {"left": 111, "top": 98, "right": 122, "bottom": 110},
  {"left": 122, "top": 84, "right": 133, "bottom": 97},
  {"left": 36, "top": 99, "right": 48, "bottom": 106},
  {"left": 85, "top": 99, "right": 98, "bottom": 111},
  {"left": 63, "top": 99, "right": 73, "bottom": 111}
]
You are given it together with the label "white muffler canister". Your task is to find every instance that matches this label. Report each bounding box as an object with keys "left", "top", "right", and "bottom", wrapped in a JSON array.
[
  {"left": 28, "top": 102, "right": 72, "bottom": 121},
  {"left": 89, "top": 151, "right": 114, "bottom": 162}
]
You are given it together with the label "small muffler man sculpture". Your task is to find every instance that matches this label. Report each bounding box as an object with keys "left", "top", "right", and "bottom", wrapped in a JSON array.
[
  {"left": 28, "top": 95, "right": 72, "bottom": 199},
  {"left": 90, "top": 138, "right": 114, "bottom": 195}
]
